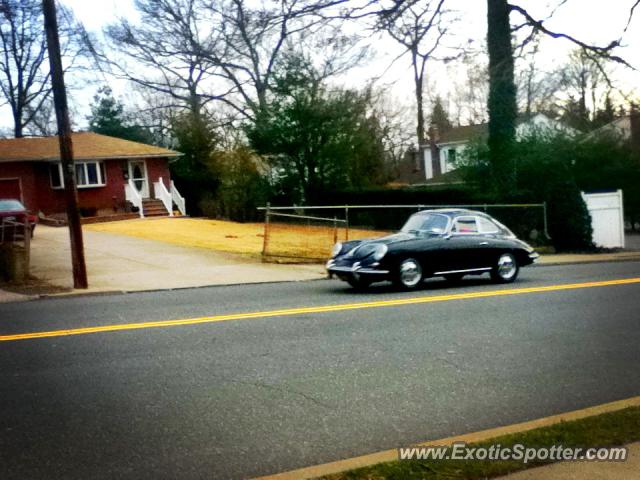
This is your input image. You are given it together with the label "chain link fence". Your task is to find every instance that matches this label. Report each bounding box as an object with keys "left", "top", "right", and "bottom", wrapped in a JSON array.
[{"left": 259, "top": 203, "right": 549, "bottom": 262}]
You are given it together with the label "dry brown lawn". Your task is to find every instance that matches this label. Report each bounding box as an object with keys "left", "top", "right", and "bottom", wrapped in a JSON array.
[{"left": 85, "top": 217, "right": 388, "bottom": 261}]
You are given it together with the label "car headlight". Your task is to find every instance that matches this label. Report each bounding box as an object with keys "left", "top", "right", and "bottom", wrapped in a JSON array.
[
  {"left": 331, "top": 242, "right": 343, "bottom": 257},
  {"left": 372, "top": 244, "right": 388, "bottom": 261}
]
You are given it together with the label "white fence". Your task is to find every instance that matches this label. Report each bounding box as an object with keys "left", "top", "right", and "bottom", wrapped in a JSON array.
[{"left": 582, "top": 190, "right": 625, "bottom": 249}]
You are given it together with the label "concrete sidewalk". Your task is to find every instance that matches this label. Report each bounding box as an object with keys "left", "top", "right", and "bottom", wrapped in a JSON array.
[
  {"left": 1, "top": 225, "right": 639, "bottom": 303},
  {"left": 536, "top": 251, "right": 640, "bottom": 265},
  {"left": 498, "top": 442, "right": 640, "bottom": 479},
  {"left": 0, "top": 225, "right": 324, "bottom": 301}
]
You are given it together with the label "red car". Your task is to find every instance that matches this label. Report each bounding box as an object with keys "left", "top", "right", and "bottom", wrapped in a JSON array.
[{"left": 0, "top": 199, "right": 38, "bottom": 239}]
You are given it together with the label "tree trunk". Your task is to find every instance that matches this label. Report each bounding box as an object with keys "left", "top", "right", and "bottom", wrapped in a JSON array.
[
  {"left": 413, "top": 52, "right": 426, "bottom": 148},
  {"left": 14, "top": 118, "right": 23, "bottom": 138},
  {"left": 487, "top": 0, "right": 517, "bottom": 195}
]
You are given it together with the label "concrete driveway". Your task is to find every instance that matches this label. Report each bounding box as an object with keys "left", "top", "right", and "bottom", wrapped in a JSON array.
[{"left": 29, "top": 225, "right": 325, "bottom": 293}]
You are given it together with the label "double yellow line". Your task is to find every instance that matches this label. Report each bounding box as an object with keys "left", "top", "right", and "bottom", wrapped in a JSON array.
[{"left": 1, "top": 277, "right": 639, "bottom": 343}]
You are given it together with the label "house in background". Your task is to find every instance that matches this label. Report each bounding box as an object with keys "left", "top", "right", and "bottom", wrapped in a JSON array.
[
  {"left": 584, "top": 107, "right": 640, "bottom": 150},
  {"left": 422, "top": 112, "right": 575, "bottom": 181},
  {"left": 0, "top": 132, "right": 186, "bottom": 222}
]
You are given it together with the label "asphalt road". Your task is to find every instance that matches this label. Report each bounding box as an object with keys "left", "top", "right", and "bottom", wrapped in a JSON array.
[{"left": 1, "top": 261, "right": 639, "bottom": 479}]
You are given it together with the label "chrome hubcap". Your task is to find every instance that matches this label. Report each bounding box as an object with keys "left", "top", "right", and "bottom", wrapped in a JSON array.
[
  {"left": 497, "top": 254, "right": 517, "bottom": 279},
  {"left": 400, "top": 260, "right": 422, "bottom": 287}
]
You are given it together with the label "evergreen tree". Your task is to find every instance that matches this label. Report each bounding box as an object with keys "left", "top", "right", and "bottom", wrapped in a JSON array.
[
  {"left": 592, "top": 94, "right": 616, "bottom": 130},
  {"left": 87, "top": 87, "right": 152, "bottom": 143},
  {"left": 430, "top": 96, "right": 453, "bottom": 134},
  {"left": 246, "top": 58, "right": 387, "bottom": 204},
  {"left": 169, "top": 111, "right": 220, "bottom": 215}
]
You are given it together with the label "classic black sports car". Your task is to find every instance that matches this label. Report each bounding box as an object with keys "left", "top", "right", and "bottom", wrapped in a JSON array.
[{"left": 326, "top": 209, "right": 539, "bottom": 289}]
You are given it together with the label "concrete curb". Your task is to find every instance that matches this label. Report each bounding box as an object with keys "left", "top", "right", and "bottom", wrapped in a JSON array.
[
  {"left": 34, "top": 277, "right": 328, "bottom": 301},
  {"left": 254, "top": 396, "right": 640, "bottom": 480},
  {"left": 534, "top": 253, "right": 640, "bottom": 267},
  {"left": 3, "top": 254, "right": 639, "bottom": 304}
]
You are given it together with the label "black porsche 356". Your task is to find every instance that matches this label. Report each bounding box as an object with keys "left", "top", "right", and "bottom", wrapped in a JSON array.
[{"left": 326, "top": 209, "right": 539, "bottom": 289}]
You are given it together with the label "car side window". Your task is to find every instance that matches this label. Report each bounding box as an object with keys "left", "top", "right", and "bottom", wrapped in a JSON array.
[
  {"left": 452, "top": 216, "right": 479, "bottom": 234},
  {"left": 477, "top": 216, "right": 500, "bottom": 234}
]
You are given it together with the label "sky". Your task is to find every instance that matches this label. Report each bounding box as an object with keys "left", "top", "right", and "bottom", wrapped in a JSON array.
[{"left": 0, "top": 0, "right": 638, "bottom": 134}]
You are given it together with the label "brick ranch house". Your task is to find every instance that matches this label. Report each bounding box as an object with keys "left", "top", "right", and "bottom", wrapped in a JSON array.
[{"left": 0, "top": 132, "right": 185, "bottom": 221}]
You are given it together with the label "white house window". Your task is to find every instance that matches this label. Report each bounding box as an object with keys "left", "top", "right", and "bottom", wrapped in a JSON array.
[{"left": 50, "top": 161, "right": 106, "bottom": 189}]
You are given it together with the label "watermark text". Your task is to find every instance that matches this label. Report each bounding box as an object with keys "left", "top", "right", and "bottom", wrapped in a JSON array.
[{"left": 398, "top": 443, "right": 628, "bottom": 464}]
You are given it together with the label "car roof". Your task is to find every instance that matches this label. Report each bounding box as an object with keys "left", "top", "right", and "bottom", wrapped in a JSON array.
[{"left": 415, "top": 208, "right": 487, "bottom": 217}]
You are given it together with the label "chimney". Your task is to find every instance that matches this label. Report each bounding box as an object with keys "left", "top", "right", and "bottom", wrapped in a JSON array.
[
  {"left": 428, "top": 124, "right": 442, "bottom": 177},
  {"left": 630, "top": 104, "right": 640, "bottom": 154},
  {"left": 404, "top": 145, "right": 419, "bottom": 173}
]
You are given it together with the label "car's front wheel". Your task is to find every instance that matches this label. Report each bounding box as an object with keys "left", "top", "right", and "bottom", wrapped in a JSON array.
[
  {"left": 393, "top": 258, "right": 423, "bottom": 290},
  {"left": 490, "top": 253, "right": 519, "bottom": 283}
]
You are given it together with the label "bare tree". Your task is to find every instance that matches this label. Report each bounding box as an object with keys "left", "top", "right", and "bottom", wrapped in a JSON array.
[
  {"left": 369, "top": 87, "right": 415, "bottom": 175},
  {"left": 486, "top": 0, "right": 639, "bottom": 193},
  {"left": 377, "top": 0, "right": 455, "bottom": 147},
  {"left": 0, "top": 0, "right": 93, "bottom": 137},
  {"left": 105, "top": 0, "right": 224, "bottom": 121},
  {"left": 24, "top": 99, "right": 57, "bottom": 136},
  {"left": 449, "top": 52, "right": 490, "bottom": 124},
  {"left": 105, "top": 0, "right": 365, "bottom": 123},
  {"left": 515, "top": 38, "right": 562, "bottom": 116},
  {"left": 509, "top": 1, "right": 639, "bottom": 69},
  {"left": 555, "top": 49, "right": 617, "bottom": 127}
]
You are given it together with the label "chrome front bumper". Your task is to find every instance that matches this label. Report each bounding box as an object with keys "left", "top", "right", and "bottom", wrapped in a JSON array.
[{"left": 326, "top": 259, "right": 389, "bottom": 275}]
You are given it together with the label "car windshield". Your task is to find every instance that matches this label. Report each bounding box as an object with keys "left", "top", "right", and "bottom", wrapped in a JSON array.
[
  {"left": 401, "top": 213, "right": 449, "bottom": 235},
  {"left": 0, "top": 199, "right": 25, "bottom": 211}
]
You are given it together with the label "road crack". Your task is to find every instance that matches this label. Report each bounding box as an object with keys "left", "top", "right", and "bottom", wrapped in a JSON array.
[{"left": 211, "top": 374, "right": 334, "bottom": 410}]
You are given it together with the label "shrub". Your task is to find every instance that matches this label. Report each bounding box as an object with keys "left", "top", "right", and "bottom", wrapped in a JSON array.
[
  {"left": 200, "top": 147, "right": 270, "bottom": 222},
  {"left": 458, "top": 133, "right": 594, "bottom": 252}
]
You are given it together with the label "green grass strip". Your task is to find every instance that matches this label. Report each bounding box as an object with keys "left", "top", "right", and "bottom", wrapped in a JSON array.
[{"left": 321, "top": 406, "right": 640, "bottom": 480}]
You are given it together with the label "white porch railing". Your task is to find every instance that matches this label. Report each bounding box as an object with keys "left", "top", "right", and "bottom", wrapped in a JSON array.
[
  {"left": 125, "top": 178, "right": 144, "bottom": 218},
  {"left": 154, "top": 177, "right": 174, "bottom": 217},
  {"left": 170, "top": 180, "right": 187, "bottom": 216}
]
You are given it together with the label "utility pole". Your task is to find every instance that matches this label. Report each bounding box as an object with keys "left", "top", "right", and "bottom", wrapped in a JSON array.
[{"left": 42, "top": 0, "right": 88, "bottom": 289}]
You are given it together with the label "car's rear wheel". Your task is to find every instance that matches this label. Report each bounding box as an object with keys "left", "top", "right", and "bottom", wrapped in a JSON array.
[
  {"left": 393, "top": 258, "right": 423, "bottom": 290},
  {"left": 347, "top": 275, "right": 372, "bottom": 290},
  {"left": 490, "top": 253, "right": 519, "bottom": 283}
]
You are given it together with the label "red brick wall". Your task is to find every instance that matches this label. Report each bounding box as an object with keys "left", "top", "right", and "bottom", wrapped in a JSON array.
[
  {"left": 0, "top": 162, "right": 38, "bottom": 210},
  {"left": 145, "top": 157, "right": 172, "bottom": 197},
  {"left": 2, "top": 158, "right": 171, "bottom": 216},
  {"left": 34, "top": 160, "right": 128, "bottom": 216}
]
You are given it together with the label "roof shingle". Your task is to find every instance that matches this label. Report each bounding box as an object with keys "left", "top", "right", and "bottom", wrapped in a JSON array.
[
  {"left": 0, "top": 132, "right": 180, "bottom": 163},
  {"left": 437, "top": 123, "right": 487, "bottom": 144}
]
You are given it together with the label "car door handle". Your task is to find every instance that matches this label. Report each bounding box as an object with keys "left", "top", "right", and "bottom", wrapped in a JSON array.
[{"left": 479, "top": 241, "right": 489, "bottom": 246}]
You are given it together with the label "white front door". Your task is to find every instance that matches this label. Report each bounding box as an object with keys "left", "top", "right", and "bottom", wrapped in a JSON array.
[{"left": 128, "top": 160, "right": 149, "bottom": 198}]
